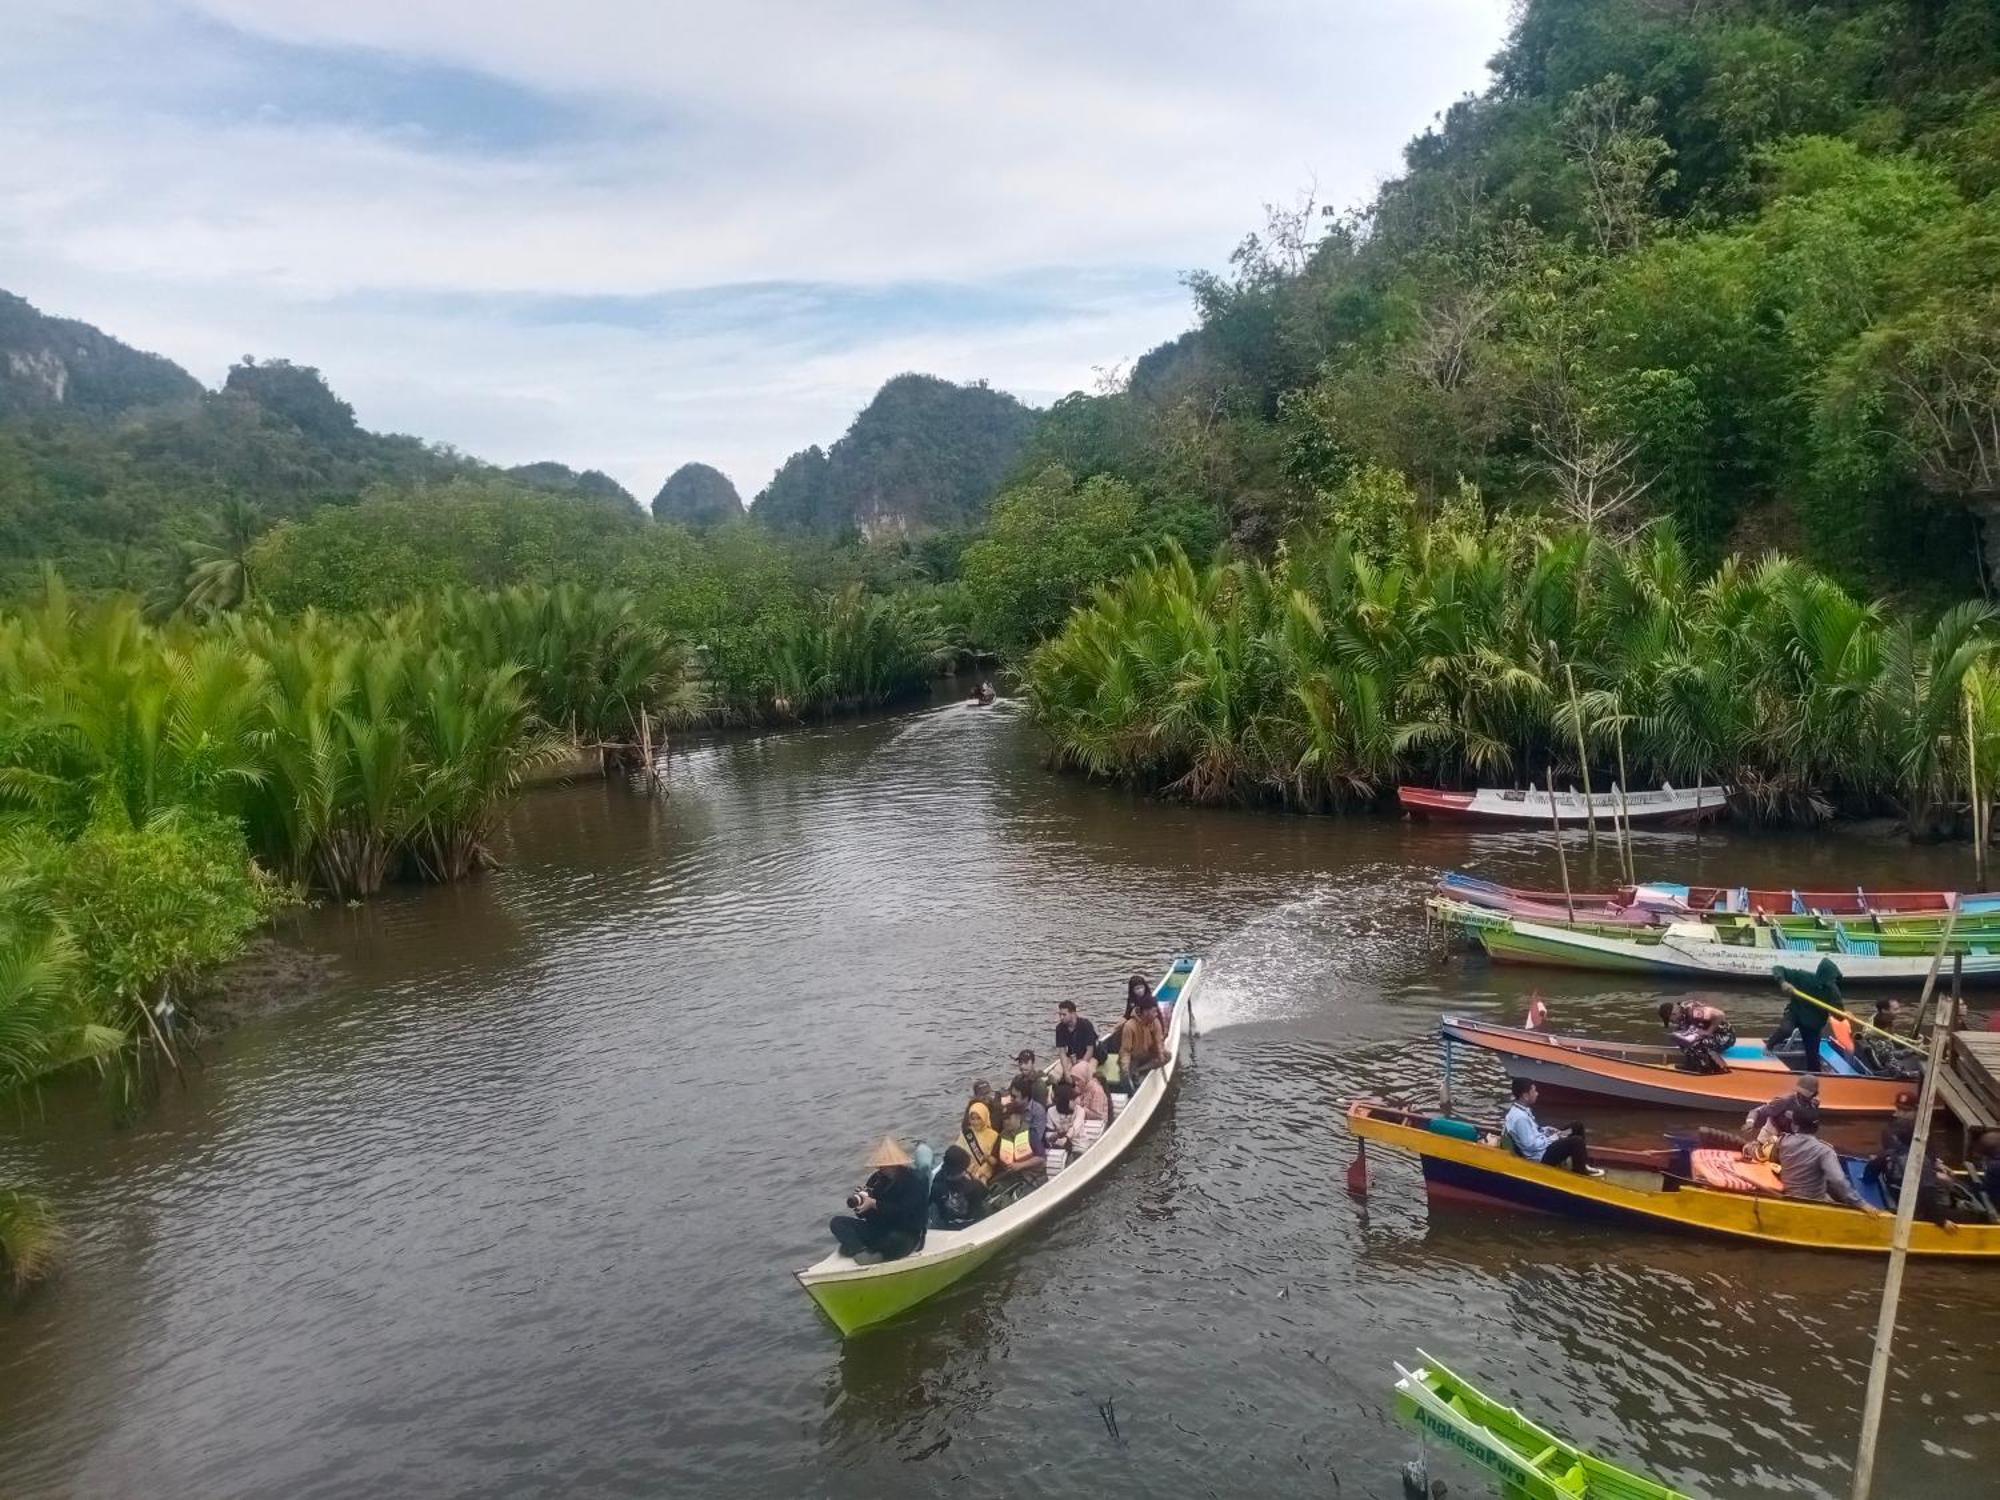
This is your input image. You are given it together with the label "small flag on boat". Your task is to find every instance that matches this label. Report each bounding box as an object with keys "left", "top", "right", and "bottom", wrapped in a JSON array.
[
  {"left": 1347, "top": 1139, "right": 1370, "bottom": 1197},
  {"left": 1526, "top": 993, "right": 1548, "bottom": 1030}
]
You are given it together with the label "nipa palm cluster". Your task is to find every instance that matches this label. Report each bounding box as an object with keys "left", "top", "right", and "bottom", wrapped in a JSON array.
[{"left": 1024, "top": 519, "right": 2000, "bottom": 830}]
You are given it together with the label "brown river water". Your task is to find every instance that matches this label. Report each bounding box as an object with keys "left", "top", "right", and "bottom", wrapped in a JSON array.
[{"left": 4, "top": 691, "right": 1999, "bottom": 1499}]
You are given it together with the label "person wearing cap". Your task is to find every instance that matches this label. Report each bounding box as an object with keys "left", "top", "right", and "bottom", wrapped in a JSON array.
[
  {"left": 1010, "top": 1049, "right": 1042, "bottom": 1101},
  {"left": 1768, "top": 958, "right": 1844, "bottom": 1072},
  {"left": 828, "top": 1138, "right": 931, "bottom": 1261},
  {"left": 1776, "top": 1114, "right": 1877, "bottom": 1211},
  {"left": 1744, "top": 1077, "right": 1820, "bottom": 1159},
  {"left": 1866, "top": 1090, "right": 1919, "bottom": 1188}
]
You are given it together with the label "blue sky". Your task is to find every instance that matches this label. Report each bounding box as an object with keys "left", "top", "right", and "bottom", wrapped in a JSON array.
[{"left": 0, "top": 1, "right": 1509, "bottom": 501}]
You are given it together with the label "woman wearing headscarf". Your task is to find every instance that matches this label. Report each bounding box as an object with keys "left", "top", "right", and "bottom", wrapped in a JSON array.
[
  {"left": 959, "top": 1099, "right": 999, "bottom": 1185},
  {"left": 1769, "top": 957, "right": 1843, "bottom": 1073}
]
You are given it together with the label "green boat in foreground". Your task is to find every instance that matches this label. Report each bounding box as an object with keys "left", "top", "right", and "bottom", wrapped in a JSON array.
[{"left": 1394, "top": 1350, "right": 1690, "bottom": 1499}]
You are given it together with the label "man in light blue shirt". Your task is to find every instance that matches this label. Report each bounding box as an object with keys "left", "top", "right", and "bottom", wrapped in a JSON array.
[{"left": 1502, "top": 1079, "right": 1597, "bottom": 1174}]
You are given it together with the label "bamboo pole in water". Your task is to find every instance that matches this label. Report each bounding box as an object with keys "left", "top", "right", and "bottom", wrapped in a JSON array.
[
  {"left": 1850, "top": 902, "right": 1960, "bottom": 1500},
  {"left": 1970, "top": 690, "right": 1988, "bottom": 890},
  {"left": 1564, "top": 663, "right": 1598, "bottom": 851},
  {"left": 1613, "top": 715, "right": 1636, "bottom": 886},
  {"left": 1546, "top": 767, "right": 1575, "bottom": 921}
]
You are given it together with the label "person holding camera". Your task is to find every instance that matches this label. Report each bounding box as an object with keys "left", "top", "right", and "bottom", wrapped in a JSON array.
[{"left": 827, "top": 1138, "right": 930, "bottom": 1262}]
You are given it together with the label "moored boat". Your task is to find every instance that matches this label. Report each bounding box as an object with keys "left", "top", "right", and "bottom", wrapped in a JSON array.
[
  {"left": 1393, "top": 1349, "right": 1688, "bottom": 1500},
  {"left": 1436, "top": 869, "right": 1996, "bottom": 922},
  {"left": 1347, "top": 1099, "right": 2000, "bottom": 1257},
  {"left": 795, "top": 956, "right": 1202, "bottom": 1336},
  {"left": 1427, "top": 893, "right": 2000, "bottom": 945},
  {"left": 1398, "top": 783, "right": 1729, "bottom": 825},
  {"left": 1463, "top": 911, "right": 2000, "bottom": 985},
  {"left": 1439, "top": 1014, "right": 1913, "bottom": 1115}
]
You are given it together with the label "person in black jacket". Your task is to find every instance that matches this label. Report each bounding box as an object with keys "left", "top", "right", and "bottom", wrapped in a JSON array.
[
  {"left": 828, "top": 1139, "right": 929, "bottom": 1261},
  {"left": 929, "top": 1145, "right": 989, "bottom": 1228},
  {"left": 1768, "top": 958, "right": 1843, "bottom": 1072}
]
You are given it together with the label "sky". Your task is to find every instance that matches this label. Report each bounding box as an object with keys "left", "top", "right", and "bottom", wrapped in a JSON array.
[{"left": 0, "top": 1, "right": 1510, "bottom": 503}]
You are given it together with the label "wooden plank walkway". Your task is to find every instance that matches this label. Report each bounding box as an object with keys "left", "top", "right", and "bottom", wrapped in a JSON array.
[{"left": 1943, "top": 1031, "right": 2000, "bottom": 1131}]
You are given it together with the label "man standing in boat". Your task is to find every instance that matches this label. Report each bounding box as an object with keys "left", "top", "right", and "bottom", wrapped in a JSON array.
[{"left": 1767, "top": 958, "right": 1843, "bottom": 1072}]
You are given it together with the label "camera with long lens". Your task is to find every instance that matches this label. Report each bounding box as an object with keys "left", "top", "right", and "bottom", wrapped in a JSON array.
[{"left": 845, "top": 1189, "right": 866, "bottom": 1210}]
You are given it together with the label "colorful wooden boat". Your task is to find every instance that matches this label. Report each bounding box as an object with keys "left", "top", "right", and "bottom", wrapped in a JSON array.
[
  {"left": 1399, "top": 784, "right": 1729, "bottom": 825},
  {"left": 1439, "top": 1014, "right": 1913, "bottom": 1115},
  {"left": 1462, "top": 912, "right": 2000, "bottom": 986},
  {"left": 1427, "top": 894, "right": 2000, "bottom": 945},
  {"left": 1393, "top": 1349, "right": 1688, "bottom": 1500},
  {"left": 1436, "top": 870, "right": 1994, "bottom": 925},
  {"left": 795, "top": 956, "right": 1202, "bottom": 1336},
  {"left": 1346, "top": 1099, "right": 2000, "bottom": 1257}
]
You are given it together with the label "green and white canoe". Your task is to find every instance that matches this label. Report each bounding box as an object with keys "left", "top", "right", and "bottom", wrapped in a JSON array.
[
  {"left": 795, "top": 955, "right": 1203, "bottom": 1337},
  {"left": 1394, "top": 1350, "right": 1689, "bottom": 1499}
]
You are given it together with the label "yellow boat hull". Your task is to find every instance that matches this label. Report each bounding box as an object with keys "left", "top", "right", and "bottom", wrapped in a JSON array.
[{"left": 1347, "top": 1102, "right": 2000, "bottom": 1258}]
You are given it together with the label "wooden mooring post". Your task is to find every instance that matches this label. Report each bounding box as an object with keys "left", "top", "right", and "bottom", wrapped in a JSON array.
[
  {"left": 1849, "top": 904, "right": 1960, "bottom": 1500},
  {"left": 1564, "top": 663, "right": 1598, "bottom": 851},
  {"left": 1546, "top": 767, "right": 1575, "bottom": 922}
]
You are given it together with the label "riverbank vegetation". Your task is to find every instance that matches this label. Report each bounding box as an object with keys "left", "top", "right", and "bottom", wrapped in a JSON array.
[{"left": 1025, "top": 505, "right": 2000, "bottom": 827}]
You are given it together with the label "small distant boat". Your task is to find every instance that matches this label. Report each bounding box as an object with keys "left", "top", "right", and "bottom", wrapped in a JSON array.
[
  {"left": 795, "top": 956, "right": 1202, "bottom": 1336},
  {"left": 1436, "top": 870, "right": 1991, "bottom": 923},
  {"left": 1461, "top": 910, "right": 2000, "bottom": 985},
  {"left": 1347, "top": 1099, "right": 2000, "bottom": 1257},
  {"left": 1398, "top": 783, "right": 1729, "bottom": 825},
  {"left": 1393, "top": 1348, "right": 1688, "bottom": 1500},
  {"left": 1439, "top": 1014, "right": 1913, "bottom": 1115}
]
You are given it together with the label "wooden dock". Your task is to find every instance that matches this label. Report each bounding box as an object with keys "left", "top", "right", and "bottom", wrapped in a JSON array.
[{"left": 1941, "top": 1030, "right": 2000, "bottom": 1134}]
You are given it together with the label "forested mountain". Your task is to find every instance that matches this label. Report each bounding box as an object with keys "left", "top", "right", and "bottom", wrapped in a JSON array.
[
  {"left": 0, "top": 291, "right": 204, "bottom": 418},
  {"left": 1031, "top": 0, "right": 2000, "bottom": 599},
  {"left": 508, "top": 461, "right": 639, "bottom": 509},
  {"left": 651, "top": 461, "right": 744, "bottom": 526},
  {"left": 752, "top": 374, "right": 1036, "bottom": 538},
  {"left": 0, "top": 292, "right": 640, "bottom": 595}
]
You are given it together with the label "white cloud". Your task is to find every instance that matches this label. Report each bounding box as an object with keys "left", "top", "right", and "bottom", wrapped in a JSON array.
[{"left": 0, "top": 0, "right": 1510, "bottom": 499}]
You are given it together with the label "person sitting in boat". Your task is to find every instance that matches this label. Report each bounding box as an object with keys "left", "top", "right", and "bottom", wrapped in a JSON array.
[
  {"left": 1056, "top": 999, "right": 1099, "bottom": 1067},
  {"left": 1964, "top": 1130, "right": 2000, "bottom": 1221},
  {"left": 1071, "top": 1058, "right": 1111, "bottom": 1134},
  {"left": 959, "top": 1099, "right": 1000, "bottom": 1186},
  {"left": 1863, "top": 1090, "right": 1917, "bottom": 1191},
  {"left": 1501, "top": 1079, "right": 1599, "bottom": 1175},
  {"left": 1776, "top": 1116, "right": 1878, "bottom": 1212},
  {"left": 986, "top": 1102, "right": 1044, "bottom": 1210},
  {"left": 1123, "top": 973, "right": 1154, "bottom": 1019},
  {"left": 1852, "top": 999, "right": 1911, "bottom": 1076},
  {"left": 1010, "top": 1049, "right": 1042, "bottom": 1100},
  {"left": 828, "top": 1138, "right": 932, "bottom": 1261},
  {"left": 1657, "top": 999, "right": 1734, "bottom": 1073},
  {"left": 929, "top": 1145, "right": 989, "bottom": 1228},
  {"left": 1119, "top": 993, "right": 1167, "bottom": 1090},
  {"left": 1744, "top": 1076, "right": 1820, "bottom": 1157},
  {"left": 1767, "top": 958, "right": 1843, "bottom": 1073},
  {"left": 1018, "top": 1078, "right": 1051, "bottom": 1157},
  {"left": 1047, "top": 1079, "right": 1084, "bottom": 1156}
]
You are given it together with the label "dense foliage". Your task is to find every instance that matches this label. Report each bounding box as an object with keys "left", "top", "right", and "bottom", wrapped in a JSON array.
[
  {"left": 1026, "top": 509, "right": 2000, "bottom": 827},
  {"left": 1023, "top": 0, "right": 2000, "bottom": 600}
]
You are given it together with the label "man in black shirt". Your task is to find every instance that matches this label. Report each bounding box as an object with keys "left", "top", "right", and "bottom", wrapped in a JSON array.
[
  {"left": 1055, "top": 1000, "right": 1098, "bottom": 1066},
  {"left": 828, "top": 1139, "right": 930, "bottom": 1261}
]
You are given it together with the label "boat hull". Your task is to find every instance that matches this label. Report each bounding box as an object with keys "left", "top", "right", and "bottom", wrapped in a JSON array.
[
  {"left": 1439, "top": 1016, "right": 1911, "bottom": 1114},
  {"left": 1399, "top": 785, "right": 1728, "bottom": 825},
  {"left": 1473, "top": 915, "right": 2000, "bottom": 985},
  {"left": 796, "top": 956, "right": 1203, "bottom": 1336},
  {"left": 1438, "top": 870, "right": 1991, "bottom": 920},
  {"left": 1347, "top": 1102, "right": 2000, "bottom": 1257}
]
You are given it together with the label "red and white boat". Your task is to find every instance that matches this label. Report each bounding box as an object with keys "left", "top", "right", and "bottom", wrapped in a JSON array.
[{"left": 1397, "top": 783, "right": 1729, "bottom": 826}]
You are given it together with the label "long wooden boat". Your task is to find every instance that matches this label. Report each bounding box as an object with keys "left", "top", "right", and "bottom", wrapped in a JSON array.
[
  {"left": 1466, "top": 912, "right": 2000, "bottom": 985},
  {"left": 1393, "top": 1349, "right": 1688, "bottom": 1500},
  {"left": 1436, "top": 870, "right": 1995, "bottom": 924},
  {"left": 1399, "top": 784, "right": 1729, "bottom": 825},
  {"left": 1427, "top": 894, "right": 2000, "bottom": 945},
  {"left": 796, "top": 956, "right": 1202, "bottom": 1336},
  {"left": 1347, "top": 1099, "right": 2000, "bottom": 1257},
  {"left": 1439, "top": 1014, "right": 1912, "bottom": 1114}
]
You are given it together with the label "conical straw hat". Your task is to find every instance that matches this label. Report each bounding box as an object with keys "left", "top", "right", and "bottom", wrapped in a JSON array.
[{"left": 865, "top": 1136, "right": 911, "bottom": 1169}]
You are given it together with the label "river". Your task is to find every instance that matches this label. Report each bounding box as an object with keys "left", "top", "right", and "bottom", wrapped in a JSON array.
[{"left": 3, "top": 694, "right": 1998, "bottom": 1498}]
